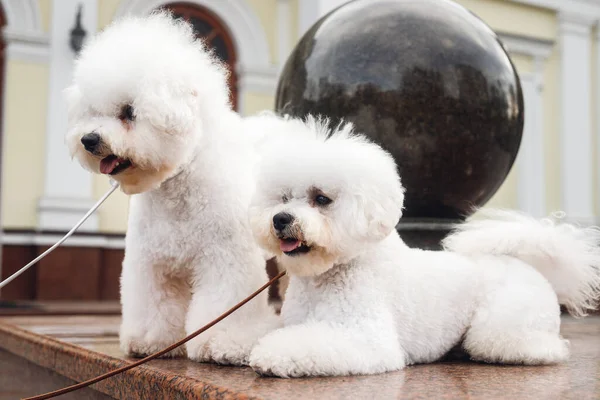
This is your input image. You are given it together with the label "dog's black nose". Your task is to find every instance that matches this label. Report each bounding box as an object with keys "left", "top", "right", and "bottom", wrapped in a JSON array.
[
  {"left": 81, "top": 132, "right": 101, "bottom": 153},
  {"left": 273, "top": 212, "right": 294, "bottom": 231}
]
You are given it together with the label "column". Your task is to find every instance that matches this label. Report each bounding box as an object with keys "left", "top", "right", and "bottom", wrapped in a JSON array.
[
  {"left": 38, "top": 0, "right": 98, "bottom": 231},
  {"left": 596, "top": 24, "right": 600, "bottom": 219},
  {"left": 498, "top": 34, "right": 552, "bottom": 218},
  {"left": 558, "top": 11, "right": 595, "bottom": 222},
  {"left": 517, "top": 70, "right": 546, "bottom": 217}
]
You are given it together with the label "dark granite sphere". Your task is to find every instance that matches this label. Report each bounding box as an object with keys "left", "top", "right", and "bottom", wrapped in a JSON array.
[{"left": 275, "top": 0, "right": 523, "bottom": 220}]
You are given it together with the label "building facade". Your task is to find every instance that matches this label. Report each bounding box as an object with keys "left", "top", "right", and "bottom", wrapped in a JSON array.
[{"left": 1, "top": 0, "right": 599, "bottom": 300}]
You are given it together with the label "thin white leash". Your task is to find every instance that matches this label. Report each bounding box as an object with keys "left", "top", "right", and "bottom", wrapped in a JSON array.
[{"left": 0, "top": 180, "right": 120, "bottom": 290}]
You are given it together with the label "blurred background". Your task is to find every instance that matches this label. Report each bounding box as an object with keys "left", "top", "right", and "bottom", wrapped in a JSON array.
[{"left": 0, "top": 0, "right": 598, "bottom": 302}]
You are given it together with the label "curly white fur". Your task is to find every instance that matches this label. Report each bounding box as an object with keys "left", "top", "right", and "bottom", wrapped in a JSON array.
[
  {"left": 65, "top": 12, "right": 279, "bottom": 365},
  {"left": 247, "top": 117, "right": 600, "bottom": 377},
  {"left": 442, "top": 209, "right": 600, "bottom": 317},
  {"left": 249, "top": 114, "right": 405, "bottom": 277}
]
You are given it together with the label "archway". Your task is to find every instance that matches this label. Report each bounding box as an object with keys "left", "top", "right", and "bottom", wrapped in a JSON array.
[{"left": 162, "top": 2, "right": 238, "bottom": 109}]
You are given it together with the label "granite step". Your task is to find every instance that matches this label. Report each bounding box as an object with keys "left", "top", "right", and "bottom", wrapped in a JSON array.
[{"left": 0, "top": 314, "right": 599, "bottom": 399}]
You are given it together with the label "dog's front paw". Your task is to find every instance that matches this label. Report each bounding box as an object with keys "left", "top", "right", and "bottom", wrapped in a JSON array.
[
  {"left": 186, "top": 330, "right": 253, "bottom": 366},
  {"left": 249, "top": 342, "right": 299, "bottom": 378},
  {"left": 120, "top": 326, "right": 186, "bottom": 358},
  {"left": 249, "top": 329, "right": 326, "bottom": 378}
]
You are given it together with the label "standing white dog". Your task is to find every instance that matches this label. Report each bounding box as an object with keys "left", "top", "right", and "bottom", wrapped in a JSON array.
[
  {"left": 248, "top": 116, "right": 600, "bottom": 377},
  {"left": 65, "top": 12, "right": 277, "bottom": 365}
]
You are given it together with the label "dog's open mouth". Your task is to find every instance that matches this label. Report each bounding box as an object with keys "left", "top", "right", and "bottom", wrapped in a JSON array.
[
  {"left": 279, "top": 238, "right": 311, "bottom": 256},
  {"left": 100, "top": 155, "right": 132, "bottom": 175}
]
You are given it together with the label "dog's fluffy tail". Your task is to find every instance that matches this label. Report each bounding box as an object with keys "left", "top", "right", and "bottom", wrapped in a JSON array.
[{"left": 442, "top": 209, "right": 600, "bottom": 317}]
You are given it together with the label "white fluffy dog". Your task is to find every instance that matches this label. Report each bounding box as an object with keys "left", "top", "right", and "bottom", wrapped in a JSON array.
[
  {"left": 65, "top": 13, "right": 277, "bottom": 365},
  {"left": 247, "top": 117, "right": 600, "bottom": 377}
]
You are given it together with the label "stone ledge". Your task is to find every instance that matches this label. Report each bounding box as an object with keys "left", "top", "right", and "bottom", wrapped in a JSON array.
[
  {"left": 0, "top": 323, "right": 250, "bottom": 399},
  {"left": 1, "top": 315, "right": 599, "bottom": 399}
]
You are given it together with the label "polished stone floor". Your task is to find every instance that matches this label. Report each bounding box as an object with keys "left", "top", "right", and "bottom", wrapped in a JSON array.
[{"left": 1, "top": 314, "right": 599, "bottom": 399}]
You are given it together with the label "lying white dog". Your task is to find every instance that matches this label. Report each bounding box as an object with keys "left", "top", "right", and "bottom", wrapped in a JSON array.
[
  {"left": 247, "top": 116, "right": 600, "bottom": 377},
  {"left": 65, "top": 12, "right": 277, "bottom": 365}
]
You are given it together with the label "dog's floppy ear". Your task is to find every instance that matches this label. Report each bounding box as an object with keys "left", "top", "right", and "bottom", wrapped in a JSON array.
[
  {"left": 348, "top": 173, "right": 404, "bottom": 243},
  {"left": 362, "top": 179, "right": 405, "bottom": 241},
  {"left": 340, "top": 139, "right": 406, "bottom": 243}
]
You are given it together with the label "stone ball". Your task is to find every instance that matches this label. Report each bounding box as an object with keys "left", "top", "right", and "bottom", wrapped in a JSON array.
[{"left": 275, "top": 0, "right": 524, "bottom": 220}]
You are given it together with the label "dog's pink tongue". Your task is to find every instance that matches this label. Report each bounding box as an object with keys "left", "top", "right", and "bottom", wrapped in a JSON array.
[
  {"left": 100, "top": 156, "right": 118, "bottom": 174},
  {"left": 280, "top": 239, "right": 301, "bottom": 252}
]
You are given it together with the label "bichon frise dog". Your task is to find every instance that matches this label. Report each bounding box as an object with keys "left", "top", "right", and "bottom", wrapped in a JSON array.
[
  {"left": 247, "top": 116, "right": 600, "bottom": 377},
  {"left": 65, "top": 12, "right": 277, "bottom": 365}
]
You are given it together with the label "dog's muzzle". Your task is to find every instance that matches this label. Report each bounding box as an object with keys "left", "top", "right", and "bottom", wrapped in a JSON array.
[{"left": 272, "top": 212, "right": 311, "bottom": 255}]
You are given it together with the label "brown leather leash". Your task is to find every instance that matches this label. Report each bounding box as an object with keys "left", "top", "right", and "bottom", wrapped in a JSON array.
[{"left": 24, "top": 270, "right": 287, "bottom": 400}]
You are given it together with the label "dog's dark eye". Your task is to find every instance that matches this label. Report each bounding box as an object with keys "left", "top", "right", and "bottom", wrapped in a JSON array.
[
  {"left": 119, "top": 104, "right": 135, "bottom": 121},
  {"left": 315, "top": 194, "right": 332, "bottom": 206},
  {"left": 282, "top": 194, "right": 289, "bottom": 203}
]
